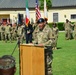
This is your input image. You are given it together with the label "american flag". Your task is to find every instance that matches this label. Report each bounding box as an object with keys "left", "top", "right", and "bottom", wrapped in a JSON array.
[{"left": 35, "top": 0, "right": 41, "bottom": 21}]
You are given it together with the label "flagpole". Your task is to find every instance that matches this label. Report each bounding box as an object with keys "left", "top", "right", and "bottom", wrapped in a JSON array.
[
  {"left": 44, "top": 0, "right": 48, "bottom": 20},
  {"left": 25, "top": 0, "right": 30, "bottom": 26},
  {"left": 25, "top": 0, "right": 28, "bottom": 25}
]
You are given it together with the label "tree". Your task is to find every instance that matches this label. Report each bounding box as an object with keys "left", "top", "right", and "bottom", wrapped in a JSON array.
[{"left": 39, "top": 0, "right": 52, "bottom": 10}]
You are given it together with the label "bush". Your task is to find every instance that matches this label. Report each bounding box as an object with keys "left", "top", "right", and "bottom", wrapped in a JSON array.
[
  {"left": 57, "top": 22, "right": 64, "bottom": 31},
  {"left": 48, "top": 22, "right": 64, "bottom": 31},
  {"left": 48, "top": 23, "right": 52, "bottom": 28}
]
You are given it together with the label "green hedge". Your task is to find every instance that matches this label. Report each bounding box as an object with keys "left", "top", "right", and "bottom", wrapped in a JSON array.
[
  {"left": 48, "top": 22, "right": 75, "bottom": 31},
  {"left": 57, "top": 22, "right": 64, "bottom": 31},
  {"left": 48, "top": 22, "right": 64, "bottom": 31}
]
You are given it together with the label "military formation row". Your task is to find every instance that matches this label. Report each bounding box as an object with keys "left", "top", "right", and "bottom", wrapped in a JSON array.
[{"left": 0, "top": 23, "right": 26, "bottom": 43}]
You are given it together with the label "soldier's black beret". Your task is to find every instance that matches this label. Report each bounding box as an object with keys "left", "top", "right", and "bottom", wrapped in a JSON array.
[{"left": 37, "top": 18, "right": 44, "bottom": 24}]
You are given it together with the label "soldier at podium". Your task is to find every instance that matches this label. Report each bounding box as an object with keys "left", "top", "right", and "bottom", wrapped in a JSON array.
[{"left": 33, "top": 18, "right": 54, "bottom": 75}]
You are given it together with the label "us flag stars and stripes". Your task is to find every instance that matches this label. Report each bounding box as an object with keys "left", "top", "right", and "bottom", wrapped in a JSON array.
[{"left": 35, "top": 0, "right": 41, "bottom": 20}]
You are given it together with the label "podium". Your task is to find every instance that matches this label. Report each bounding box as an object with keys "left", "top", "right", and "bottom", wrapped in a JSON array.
[{"left": 20, "top": 44, "right": 45, "bottom": 75}]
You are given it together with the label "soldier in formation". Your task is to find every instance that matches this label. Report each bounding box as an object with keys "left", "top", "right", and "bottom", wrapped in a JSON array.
[
  {"left": 12, "top": 23, "right": 17, "bottom": 41},
  {"left": 63, "top": 19, "right": 73, "bottom": 40},
  {"left": 0, "top": 23, "right": 5, "bottom": 41},
  {"left": 17, "top": 23, "right": 24, "bottom": 44},
  {"left": 52, "top": 22, "right": 59, "bottom": 50},
  {"left": 4, "top": 24, "right": 12, "bottom": 42},
  {"left": 73, "top": 22, "right": 76, "bottom": 40}
]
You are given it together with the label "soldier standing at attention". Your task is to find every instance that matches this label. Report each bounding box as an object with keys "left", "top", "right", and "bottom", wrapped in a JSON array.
[
  {"left": 52, "top": 23, "right": 59, "bottom": 50},
  {"left": 1, "top": 23, "right": 5, "bottom": 41},
  {"left": 12, "top": 23, "right": 17, "bottom": 40},
  {"left": 4, "top": 24, "right": 11, "bottom": 42},
  {"left": 63, "top": 19, "right": 72, "bottom": 40},
  {"left": 73, "top": 22, "right": 76, "bottom": 40},
  {"left": 9, "top": 24, "right": 13, "bottom": 42},
  {"left": 17, "top": 23, "right": 23, "bottom": 43},
  {"left": 33, "top": 18, "right": 54, "bottom": 75}
]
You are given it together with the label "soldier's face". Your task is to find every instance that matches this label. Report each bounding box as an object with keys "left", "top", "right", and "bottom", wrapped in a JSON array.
[{"left": 38, "top": 22, "right": 45, "bottom": 30}]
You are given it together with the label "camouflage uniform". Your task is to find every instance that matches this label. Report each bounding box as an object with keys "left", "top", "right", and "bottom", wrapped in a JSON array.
[
  {"left": 33, "top": 25, "right": 38, "bottom": 40},
  {"left": 17, "top": 25, "right": 23, "bottom": 43},
  {"left": 69, "top": 21, "right": 73, "bottom": 39},
  {"left": 12, "top": 25, "right": 17, "bottom": 40},
  {"left": 73, "top": 22, "right": 76, "bottom": 40},
  {"left": 20, "top": 24, "right": 26, "bottom": 43},
  {"left": 0, "top": 24, "right": 1, "bottom": 40},
  {"left": 9, "top": 25, "right": 13, "bottom": 42},
  {"left": 52, "top": 23, "right": 59, "bottom": 50},
  {"left": 33, "top": 24, "right": 54, "bottom": 75},
  {"left": 63, "top": 20, "right": 72, "bottom": 40},
  {"left": 4, "top": 24, "right": 11, "bottom": 42},
  {"left": 0, "top": 24, "right": 5, "bottom": 41}
]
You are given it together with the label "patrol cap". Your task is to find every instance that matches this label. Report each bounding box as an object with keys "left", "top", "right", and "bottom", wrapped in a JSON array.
[{"left": 37, "top": 18, "right": 45, "bottom": 24}]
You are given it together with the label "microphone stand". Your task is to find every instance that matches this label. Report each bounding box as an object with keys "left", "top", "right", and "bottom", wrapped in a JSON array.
[{"left": 11, "top": 37, "right": 20, "bottom": 56}]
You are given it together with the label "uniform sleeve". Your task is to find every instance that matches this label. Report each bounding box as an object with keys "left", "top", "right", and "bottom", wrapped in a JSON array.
[
  {"left": 32, "top": 33, "right": 38, "bottom": 44},
  {"left": 43, "top": 28, "right": 55, "bottom": 46},
  {"left": 32, "top": 27, "right": 38, "bottom": 44},
  {"left": 73, "top": 22, "right": 76, "bottom": 27}
]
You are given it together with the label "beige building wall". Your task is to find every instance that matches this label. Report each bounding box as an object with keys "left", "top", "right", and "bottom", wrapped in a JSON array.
[
  {"left": 0, "top": 8, "right": 76, "bottom": 23},
  {"left": 49, "top": 8, "right": 76, "bottom": 22},
  {"left": 40, "top": 8, "right": 76, "bottom": 23}
]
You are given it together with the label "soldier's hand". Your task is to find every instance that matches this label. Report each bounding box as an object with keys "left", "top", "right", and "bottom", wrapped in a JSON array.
[{"left": 38, "top": 44, "right": 44, "bottom": 46}]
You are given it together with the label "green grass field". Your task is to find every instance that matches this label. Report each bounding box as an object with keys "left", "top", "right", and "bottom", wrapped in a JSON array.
[{"left": 0, "top": 32, "right": 76, "bottom": 75}]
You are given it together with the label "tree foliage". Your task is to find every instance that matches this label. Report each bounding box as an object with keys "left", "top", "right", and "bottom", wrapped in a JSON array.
[{"left": 39, "top": 0, "right": 52, "bottom": 10}]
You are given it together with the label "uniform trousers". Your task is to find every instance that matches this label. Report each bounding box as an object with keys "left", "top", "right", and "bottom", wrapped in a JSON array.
[{"left": 45, "top": 46, "right": 53, "bottom": 75}]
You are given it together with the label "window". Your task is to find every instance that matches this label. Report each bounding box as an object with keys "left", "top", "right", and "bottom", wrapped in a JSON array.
[
  {"left": 71, "top": 14, "right": 76, "bottom": 19},
  {"left": 53, "top": 13, "right": 58, "bottom": 22}
]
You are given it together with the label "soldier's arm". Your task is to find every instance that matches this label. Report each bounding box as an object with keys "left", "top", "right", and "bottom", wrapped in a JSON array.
[
  {"left": 43, "top": 29, "right": 54, "bottom": 46},
  {"left": 70, "top": 22, "right": 74, "bottom": 27},
  {"left": 32, "top": 32, "right": 38, "bottom": 44},
  {"left": 73, "top": 22, "right": 76, "bottom": 27}
]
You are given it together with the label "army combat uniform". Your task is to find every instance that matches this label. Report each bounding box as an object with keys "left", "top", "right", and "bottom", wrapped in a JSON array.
[
  {"left": 0, "top": 24, "right": 5, "bottom": 41},
  {"left": 52, "top": 23, "right": 59, "bottom": 50},
  {"left": 73, "top": 22, "right": 76, "bottom": 40},
  {"left": 4, "top": 24, "right": 12, "bottom": 42},
  {"left": 12, "top": 25, "right": 17, "bottom": 40},
  {"left": 0, "top": 24, "right": 1, "bottom": 40},
  {"left": 63, "top": 20, "right": 72, "bottom": 40},
  {"left": 33, "top": 24, "right": 54, "bottom": 75},
  {"left": 17, "top": 25, "right": 23, "bottom": 43}
]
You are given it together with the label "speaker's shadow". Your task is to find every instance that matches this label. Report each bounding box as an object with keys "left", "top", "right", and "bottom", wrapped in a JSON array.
[{"left": 57, "top": 47, "right": 62, "bottom": 50}]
